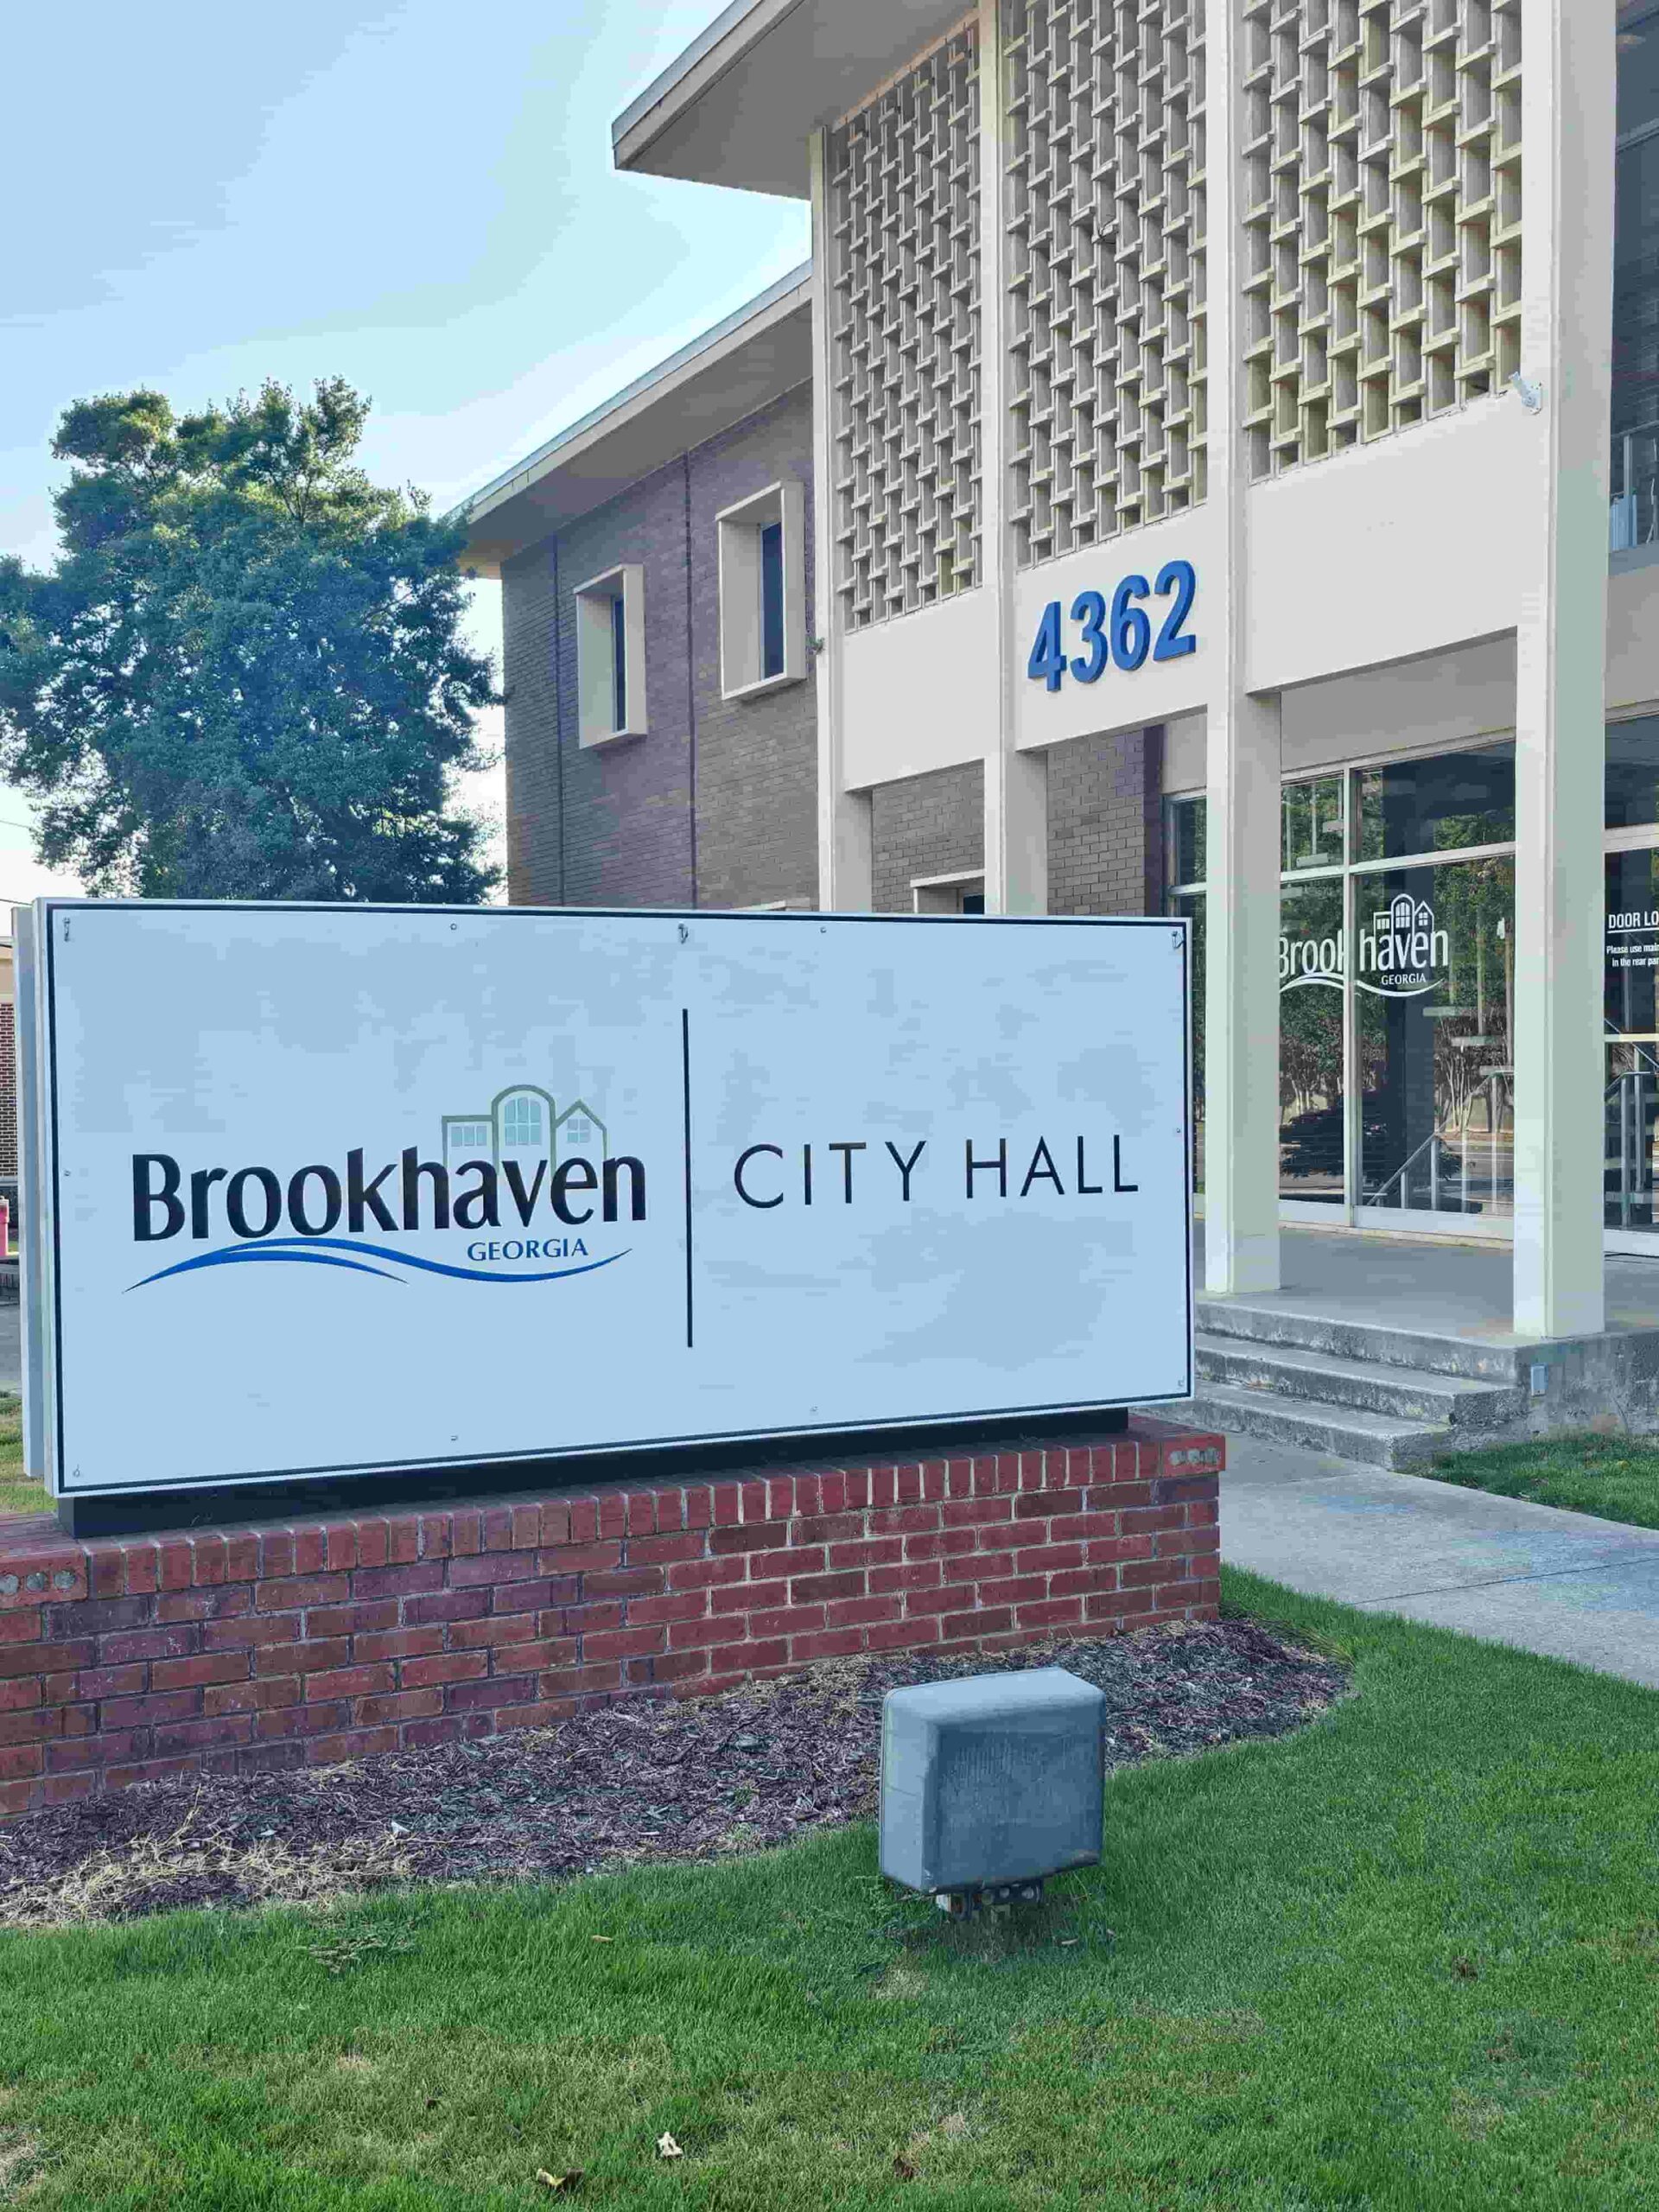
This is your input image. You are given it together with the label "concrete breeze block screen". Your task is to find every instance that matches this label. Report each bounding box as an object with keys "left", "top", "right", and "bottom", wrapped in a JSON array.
[{"left": 880, "top": 1664, "right": 1108, "bottom": 1895}]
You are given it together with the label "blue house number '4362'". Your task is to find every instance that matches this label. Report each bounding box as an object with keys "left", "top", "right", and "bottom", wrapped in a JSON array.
[{"left": 1027, "top": 560, "right": 1198, "bottom": 691}]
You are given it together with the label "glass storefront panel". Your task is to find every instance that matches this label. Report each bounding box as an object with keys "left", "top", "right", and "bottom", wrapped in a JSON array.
[
  {"left": 1167, "top": 796, "right": 1205, "bottom": 889},
  {"left": 1355, "top": 744, "right": 1515, "bottom": 862},
  {"left": 1173, "top": 890, "right": 1205, "bottom": 1198},
  {"left": 1606, "top": 717, "right": 1659, "bottom": 830},
  {"left": 1282, "top": 777, "right": 1346, "bottom": 873},
  {"left": 1605, "top": 847, "right": 1659, "bottom": 1232},
  {"left": 1164, "top": 768, "right": 1659, "bottom": 1246},
  {"left": 1614, "top": 13, "right": 1659, "bottom": 537},
  {"left": 1278, "top": 875, "right": 1345, "bottom": 1205},
  {"left": 1357, "top": 859, "right": 1514, "bottom": 1220}
]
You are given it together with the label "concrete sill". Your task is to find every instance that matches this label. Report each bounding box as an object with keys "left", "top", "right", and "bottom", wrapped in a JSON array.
[
  {"left": 578, "top": 724, "right": 648, "bottom": 749},
  {"left": 721, "top": 671, "right": 804, "bottom": 705}
]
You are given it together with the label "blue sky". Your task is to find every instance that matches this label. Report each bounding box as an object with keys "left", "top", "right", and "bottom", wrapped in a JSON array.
[{"left": 2, "top": 0, "right": 809, "bottom": 897}]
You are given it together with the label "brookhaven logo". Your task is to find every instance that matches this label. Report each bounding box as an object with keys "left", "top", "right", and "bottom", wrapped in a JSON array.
[
  {"left": 1279, "top": 890, "right": 1452, "bottom": 1001},
  {"left": 128, "top": 1082, "right": 645, "bottom": 1290}
]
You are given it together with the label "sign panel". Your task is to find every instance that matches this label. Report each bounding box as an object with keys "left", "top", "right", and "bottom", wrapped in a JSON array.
[
  {"left": 1607, "top": 900, "right": 1659, "bottom": 985},
  {"left": 22, "top": 903, "right": 1192, "bottom": 1498}
]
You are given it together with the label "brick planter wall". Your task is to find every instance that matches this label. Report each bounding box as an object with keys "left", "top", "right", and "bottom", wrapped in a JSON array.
[{"left": 0, "top": 1418, "right": 1222, "bottom": 1821}]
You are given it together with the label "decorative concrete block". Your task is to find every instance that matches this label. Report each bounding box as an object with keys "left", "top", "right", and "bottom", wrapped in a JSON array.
[{"left": 879, "top": 1665, "right": 1107, "bottom": 1895}]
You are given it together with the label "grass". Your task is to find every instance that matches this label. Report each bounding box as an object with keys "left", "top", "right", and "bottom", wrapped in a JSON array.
[
  {"left": 0, "top": 1571, "right": 1656, "bottom": 2209},
  {"left": 1427, "top": 1430, "right": 1659, "bottom": 1532},
  {"left": 0, "top": 1396, "right": 44, "bottom": 1520}
]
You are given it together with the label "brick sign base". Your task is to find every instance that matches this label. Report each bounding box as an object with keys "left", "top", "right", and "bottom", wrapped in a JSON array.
[{"left": 0, "top": 1420, "right": 1222, "bottom": 1821}]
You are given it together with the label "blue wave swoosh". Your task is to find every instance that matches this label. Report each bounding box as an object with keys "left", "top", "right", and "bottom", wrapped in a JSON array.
[
  {"left": 151, "top": 1248, "right": 407, "bottom": 1283},
  {"left": 129, "top": 1236, "right": 631, "bottom": 1292}
]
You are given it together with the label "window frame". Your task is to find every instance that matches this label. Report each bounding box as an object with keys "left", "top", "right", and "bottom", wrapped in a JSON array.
[
  {"left": 911, "top": 869, "right": 986, "bottom": 915},
  {"left": 716, "top": 480, "right": 807, "bottom": 701},
  {"left": 574, "top": 564, "right": 647, "bottom": 746}
]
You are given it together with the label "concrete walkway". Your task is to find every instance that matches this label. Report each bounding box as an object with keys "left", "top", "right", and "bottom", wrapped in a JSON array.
[
  {"left": 1224, "top": 1432, "right": 1659, "bottom": 1690},
  {"left": 1194, "top": 1218, "right": 1659, "bottom": 1346}
]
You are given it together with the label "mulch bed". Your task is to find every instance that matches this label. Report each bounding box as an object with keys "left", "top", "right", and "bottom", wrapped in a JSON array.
[{"left": 0, "top": 1617, "right": 1350, "bottom": 1929}]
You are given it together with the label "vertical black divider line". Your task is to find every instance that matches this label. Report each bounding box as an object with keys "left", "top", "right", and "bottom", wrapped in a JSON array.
[{"left": 681, "top": 1007, "right": 694, "bottom": 1349}]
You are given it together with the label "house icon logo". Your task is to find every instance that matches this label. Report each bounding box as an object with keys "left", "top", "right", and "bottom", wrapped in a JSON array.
[
  {"left": 1360, "top": 890, "right": 1450, "bottom": 996},
  {"left": 1372, "top": 892, "right": 1434, "bottom": 942},
  {"left": 441, "top": 1086, "right": 608, "bottom": 1173}
]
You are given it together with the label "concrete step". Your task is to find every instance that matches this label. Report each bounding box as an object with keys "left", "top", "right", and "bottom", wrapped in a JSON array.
[
  {"left": 1195, "top": 1296, "right": 1530, "bottom": 1386},
  {"left": 1179, "top": 1381, "right": 1460, "bottom": 1471},
  {"left": 1194, "top": 1332, "right": 1526, "bottom": 1431}
]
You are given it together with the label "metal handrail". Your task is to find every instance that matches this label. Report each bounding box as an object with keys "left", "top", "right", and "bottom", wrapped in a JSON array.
[
  {"left": 1345, "top": 1045, "right": 1657, "bottom": 1222},
  {"left": 1606, "top": 1063, "right": 1659, "bottom": 1229},
  {"left": 1605, "top": 1015, "right": 1659, "bottom": 1079},
  {"left": 1365, "top": 1126, "right": 1449, "bottom": 1209}
]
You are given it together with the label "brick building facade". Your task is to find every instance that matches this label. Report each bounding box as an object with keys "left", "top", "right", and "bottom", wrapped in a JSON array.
[
  {"left": 499, "top": 385, "right": 819, "bottom": 912},
  {"left": 463, "top": 273, "right": 1167, "bottom": 925}
]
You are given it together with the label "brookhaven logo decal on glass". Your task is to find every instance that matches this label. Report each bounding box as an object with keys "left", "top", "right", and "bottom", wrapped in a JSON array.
[{"left": 1279, "top": 890, "right": 1454, "bottom": 1001}]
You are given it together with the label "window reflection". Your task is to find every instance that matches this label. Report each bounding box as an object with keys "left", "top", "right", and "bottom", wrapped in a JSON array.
[
  {"left": 1167, "top": 796, "right": 1206, "bottom": 888},
  {"left": 1278, "top": 875, "right": 1345, "bottom": 1204},
  {"left": 1354, "top": 744, "right": 1515, "bottom": 861},
  {"left": 1606, "top": 718, "right": 1659, "bottom": 830},
  {"left": 1605, "top": 848, "right": 1659, "bottom": 1231},
  {"left": 1282, "top": 776, "right": 1345, "bottom": 871},
  {"left": 1358, "top": 860, "right": 1515, "bottom": 1219}
]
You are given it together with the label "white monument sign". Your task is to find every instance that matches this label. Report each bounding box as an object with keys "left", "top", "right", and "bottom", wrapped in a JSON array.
[{"left": 18, "top": 903, "right": 1192, "bottom": 1500}]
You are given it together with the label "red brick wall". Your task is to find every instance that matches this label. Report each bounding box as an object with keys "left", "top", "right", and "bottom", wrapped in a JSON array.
[
  {"left": 0, "top": 1419, "right": 1222, "bottom": 1821},
  {"left": 870, "top": 764, "right": 985, "bottom": 912},
  {"left": 0, "top": 998, "right": 15, "bottom": 1183},
  {"left": 1046, "top": 725, "right": 1166, "bottom": 917}
]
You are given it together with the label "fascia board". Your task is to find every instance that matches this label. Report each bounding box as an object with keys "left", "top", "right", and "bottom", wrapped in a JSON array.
[{"left": 457, "top": 274, "right": 812, "bottom": 576}]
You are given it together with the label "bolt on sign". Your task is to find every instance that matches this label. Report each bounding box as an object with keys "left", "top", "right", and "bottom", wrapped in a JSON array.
[{"left": 16, "top": 904, "right": 1192, "bottom": 1502}]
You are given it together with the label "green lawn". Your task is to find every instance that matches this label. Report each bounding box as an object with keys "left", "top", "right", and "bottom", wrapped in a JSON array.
[
  {"left": 1427, "top": 1430, "right": 1659, "bottom": 1532},
  {"left": 0, "top": 1395, "right": 44, "bottom": 1520},
  {"left": 0, "top": 1570, "right": 1656, "bottom": 2208}
]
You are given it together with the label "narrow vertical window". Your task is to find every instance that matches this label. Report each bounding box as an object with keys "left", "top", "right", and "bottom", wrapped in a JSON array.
[
  {"left": 760, "top": 522, "right": 785, "bottom": 679},
  {"left": 574, "top": 566, "right": 645, "bottom": 745},
  {"left": 611, "top": 595, "right": 628, "bottom": 732},
  {"left": 717, "top": 482, "right": 804, "bottom": 696}
]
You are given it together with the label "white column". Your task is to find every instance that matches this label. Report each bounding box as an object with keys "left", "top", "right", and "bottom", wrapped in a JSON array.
[
  {"left": 1510, "top": 1, "right": 1615, "bottom": 1338},
  {"left": 809, "top": 128, "right": 874, "bottom": 911},
  {"left": 1202, "top": 0, "right": 1281, "bottom": 1294},
  {"left": 977, "top": 0, "right": 1048, "bottom": 916}
]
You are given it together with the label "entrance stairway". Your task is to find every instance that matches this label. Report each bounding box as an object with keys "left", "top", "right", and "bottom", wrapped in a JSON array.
[{"left": 1184, "top": 1299, "right": 1532, "bottom": 1470}]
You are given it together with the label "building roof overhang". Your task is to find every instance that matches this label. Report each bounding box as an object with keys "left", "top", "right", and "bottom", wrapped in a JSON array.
[
  {"left": 456, "top": 267, "right": 813, "bottom": 577},
  {"left": 612, "top": 0, "right": 975, "bottom": 199}
]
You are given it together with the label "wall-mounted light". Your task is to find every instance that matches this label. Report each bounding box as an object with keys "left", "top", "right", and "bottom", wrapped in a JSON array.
[{"left": 1510, "top": 372, "right": 1546, "bottom": 415}]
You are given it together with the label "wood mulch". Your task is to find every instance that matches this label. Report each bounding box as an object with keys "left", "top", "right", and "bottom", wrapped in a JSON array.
[{"left": 0, "top": 1616, "right": 1350, "bottom": 1929}]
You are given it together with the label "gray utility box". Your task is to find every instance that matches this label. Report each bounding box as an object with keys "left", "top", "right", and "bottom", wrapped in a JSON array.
[{"left": 880, "top": 1667, "right": 1107, "bottom": 1896}]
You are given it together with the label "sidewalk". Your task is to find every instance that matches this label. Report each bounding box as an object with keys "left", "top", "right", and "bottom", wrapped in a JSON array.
[{"left": 1223, "top": 1433, "right": 1659, "bottom": 1690}]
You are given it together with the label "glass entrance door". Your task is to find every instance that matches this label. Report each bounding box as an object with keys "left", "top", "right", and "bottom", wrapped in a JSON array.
[
  {"left": 1605, "top": 846, "right": 1659, "bottom": 1242},
  {"left": 1356, "top": 858, "right": 1515, "bottom": 1226}
]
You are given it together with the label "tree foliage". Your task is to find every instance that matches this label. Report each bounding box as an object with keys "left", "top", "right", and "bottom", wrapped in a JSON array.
[{"left": 0, "top": 378, "right": 499, "bottom": 901}]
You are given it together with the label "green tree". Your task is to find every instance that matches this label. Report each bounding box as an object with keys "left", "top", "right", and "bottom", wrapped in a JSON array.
[{"left": 0, "top": 379, "right": 499, "bottom": 901}]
